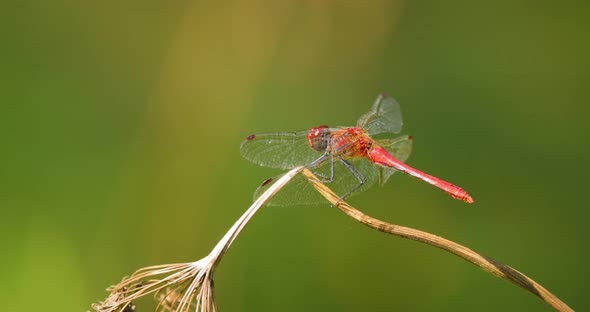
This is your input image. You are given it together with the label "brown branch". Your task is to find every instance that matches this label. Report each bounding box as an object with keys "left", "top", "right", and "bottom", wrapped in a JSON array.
[{"left": 302, "top": 169, "right": 573, "bottom": 312}]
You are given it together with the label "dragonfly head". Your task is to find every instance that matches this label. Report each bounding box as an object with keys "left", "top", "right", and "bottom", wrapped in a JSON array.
[{"left": 307, "top": 125, "right": 329, "bottom": 152}]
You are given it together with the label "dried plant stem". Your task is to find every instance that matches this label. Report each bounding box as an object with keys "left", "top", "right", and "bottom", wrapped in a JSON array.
[
  {"left": 206, "top": 166, "right": 305, "bottom": 264},
  {"left": 95, "top": 165, "right": 572, "bottom": 312},
  {"left": 302, "top": 168, "right": 573, "bottom": 312},
  {"left": 93, "top": 167, "right": 305, "bottom": 312}
]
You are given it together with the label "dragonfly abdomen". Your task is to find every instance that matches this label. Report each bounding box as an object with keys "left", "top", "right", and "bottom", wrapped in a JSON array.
[{"left": 367, "top": 146, "right": 474, "bottom": 203}]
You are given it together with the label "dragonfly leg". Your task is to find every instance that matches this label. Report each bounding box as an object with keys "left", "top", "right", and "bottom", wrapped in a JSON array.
[
  {"left": 307, "top": 154, "right": 335, "bottom": 183},
  {"left": 328, "top": 156, "right": 335, "bottom": 182},
  {"left": 308, "top": 153, "right": 329, "bottom": 168},
  {"left": 339, "top": 159, "right": 367, "bottom": 199},
  {"left": 319, "top": 156, "right": 335, "bottom": 183}
]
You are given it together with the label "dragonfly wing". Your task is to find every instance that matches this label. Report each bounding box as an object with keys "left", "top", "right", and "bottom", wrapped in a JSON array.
[
  {"left": 240, "top": 131, "right": 324, "bottom": 169},
  {"left": 253, "top": 173, "right": 325, "bottom": 206},
  {"left": 374, "top": 135, "right": 413, "bottom": 185},
  {"left": 254, "top": 157, "right": 379, "bottom": 206},
  {"left": 345, "top": 157, "right": 379, "bottom": 194},
  {"left": 356, "top": 94, "right": 403, "bottom": 135}
]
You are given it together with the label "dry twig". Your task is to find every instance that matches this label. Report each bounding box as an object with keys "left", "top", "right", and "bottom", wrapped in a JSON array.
[
  {"left": 92, "top": 165, "right": 572, "bottom": 312},
  {"left": 92, "top": 167, "right": 305, "bottom": 312},
  {"left": 301, "top": 168, "right": 573, "bottom": 312}
]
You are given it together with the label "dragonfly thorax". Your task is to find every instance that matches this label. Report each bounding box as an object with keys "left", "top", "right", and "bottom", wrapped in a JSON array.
[
  {"left": 307, "top": 126, "right": 374, "bottom": 159},
  {"left": 328, "top": 127, "right": 374, "bottom": 158}
]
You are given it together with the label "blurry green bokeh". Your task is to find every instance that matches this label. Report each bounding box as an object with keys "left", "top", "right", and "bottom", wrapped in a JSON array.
[{"left": 2, "top": 1, "right": 588, "bottom": 311}]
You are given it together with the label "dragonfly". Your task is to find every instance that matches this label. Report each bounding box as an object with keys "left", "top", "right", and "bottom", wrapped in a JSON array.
[{"left": 240, "top": 94, "right": 473, "bottom": 206}]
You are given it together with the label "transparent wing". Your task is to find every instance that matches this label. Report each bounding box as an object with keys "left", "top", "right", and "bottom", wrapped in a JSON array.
[
  {"left": 374, "top": 135, "right": 413, "bottom": 185},
  {"left": 356, "top": 93, "right": 403, "bottom": 135},
  {"left": 253, "top": 173, "right": 325, "bottom": 206},
  {"left": 253, "top": 157, "right": 379, "bottom": 206},
  {"left": 240, "top": 131, "right": 324, "bottom": 169}
]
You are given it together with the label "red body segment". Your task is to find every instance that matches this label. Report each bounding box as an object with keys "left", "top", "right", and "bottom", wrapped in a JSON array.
[
  {"left": 367, "top": 146, "right": 474, "bottom": 203},
  {"left": 305, "top": 126, "right": 473, "bottom": 203},
  {"left": 326, "top": 127, "right": 373, "bottom": 158}
]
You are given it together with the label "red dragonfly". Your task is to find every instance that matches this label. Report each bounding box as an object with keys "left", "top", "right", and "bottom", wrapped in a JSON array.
[{"left": 241, "top": 94, "right": 473, "bottom": 205}]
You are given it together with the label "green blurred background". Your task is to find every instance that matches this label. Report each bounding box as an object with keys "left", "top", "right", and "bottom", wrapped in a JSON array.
[{"left": 3, "top": 1, "right": 588, "bottom": 311}]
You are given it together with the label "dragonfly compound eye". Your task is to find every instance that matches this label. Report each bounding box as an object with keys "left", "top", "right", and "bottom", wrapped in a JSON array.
[{"left": 306, "top": 125, "right": 329, "bottom": 152}]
